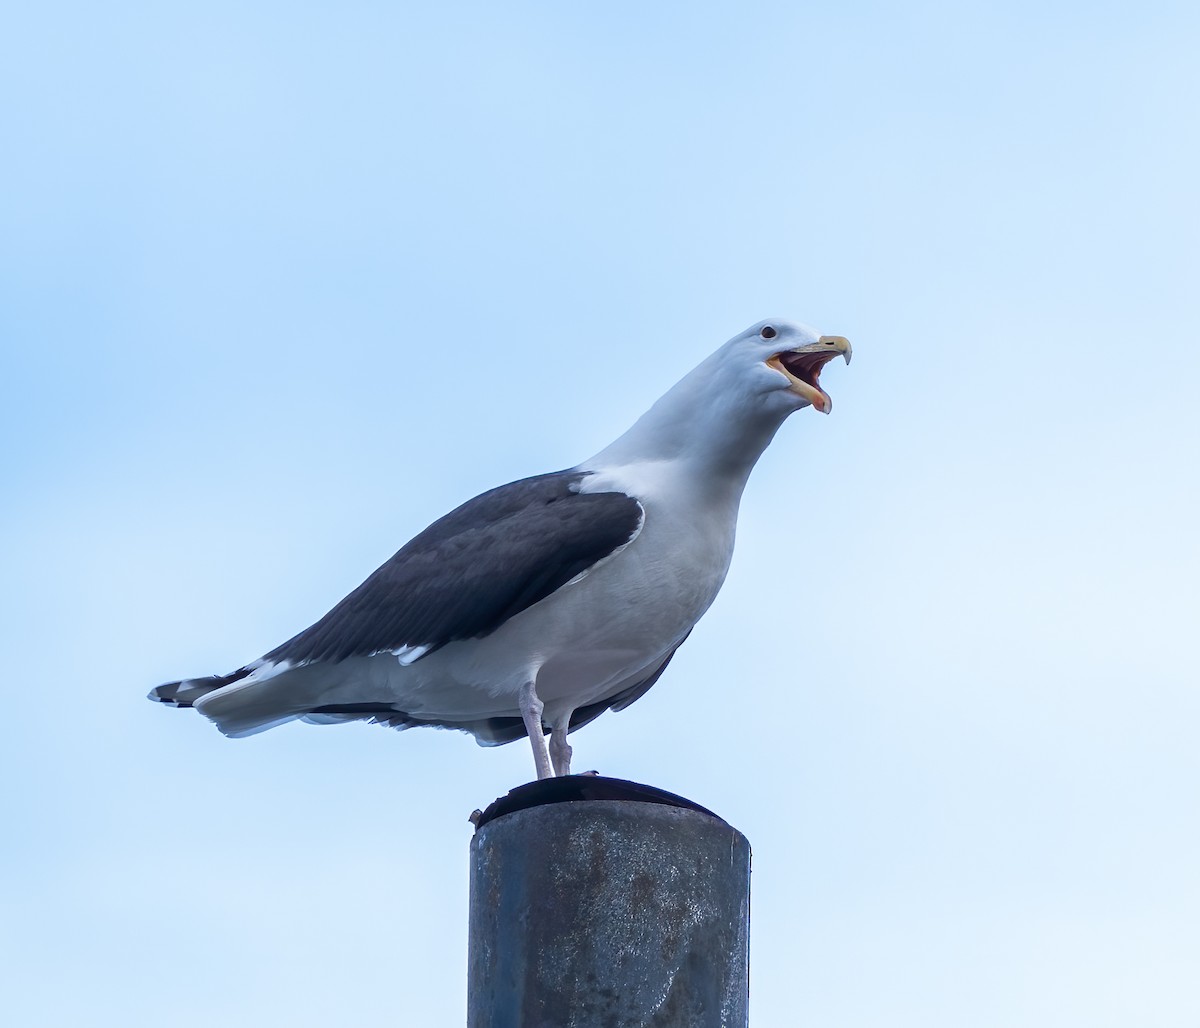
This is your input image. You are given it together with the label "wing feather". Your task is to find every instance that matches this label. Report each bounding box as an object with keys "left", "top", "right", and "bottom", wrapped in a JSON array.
[{"left": 263, "top": 470, "right": 643, "bottom": 666}]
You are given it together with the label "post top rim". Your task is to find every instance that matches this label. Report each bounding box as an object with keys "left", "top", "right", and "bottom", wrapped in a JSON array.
[{"left": 470, "top": 775, "right": 726, "bottom": 831}]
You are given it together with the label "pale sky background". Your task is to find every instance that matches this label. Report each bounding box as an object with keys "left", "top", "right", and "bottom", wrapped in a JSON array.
[{"left": 2, "top": 2, "right": 1198, "bottom": 1025}]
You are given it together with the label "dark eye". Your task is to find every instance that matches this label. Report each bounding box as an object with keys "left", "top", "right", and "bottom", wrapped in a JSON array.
[{"left": 760, "top": 325, "right": 777, "bottom": 339}]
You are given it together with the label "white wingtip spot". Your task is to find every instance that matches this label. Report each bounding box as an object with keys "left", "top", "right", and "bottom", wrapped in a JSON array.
[{"left": 392, "top": 644, "right": 432, "bottom": 666}]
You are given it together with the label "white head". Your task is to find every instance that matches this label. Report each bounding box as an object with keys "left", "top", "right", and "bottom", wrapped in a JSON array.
[
  {"left": 587, "top": 318, "right": 852, "bottom": 477},
  {"left": 707, "top": 318, "right": 853, "bottom": 418}
]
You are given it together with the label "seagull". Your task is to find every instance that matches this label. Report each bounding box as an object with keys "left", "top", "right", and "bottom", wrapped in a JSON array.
[{"left": 149, "top": 319, "right": 851, "bottom": 780}]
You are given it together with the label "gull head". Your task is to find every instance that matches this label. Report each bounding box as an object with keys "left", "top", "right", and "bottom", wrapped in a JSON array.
[{"left": 734, "top": 319, "right": 853, "bottom": 416}]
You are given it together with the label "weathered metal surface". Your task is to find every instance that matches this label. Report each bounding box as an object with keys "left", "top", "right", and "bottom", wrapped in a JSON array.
[{"left": 468, "top": 777, "right": 750, "bottom": 1028}]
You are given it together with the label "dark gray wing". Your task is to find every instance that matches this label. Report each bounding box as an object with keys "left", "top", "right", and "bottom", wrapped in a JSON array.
[{"left": 263, "top": 470, "right": 643, "bottom": 666}]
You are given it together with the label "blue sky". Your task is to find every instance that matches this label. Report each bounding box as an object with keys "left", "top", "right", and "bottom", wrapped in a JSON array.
[{"left": 2, "top": 2, "right": 1198, "bottom": 1024}]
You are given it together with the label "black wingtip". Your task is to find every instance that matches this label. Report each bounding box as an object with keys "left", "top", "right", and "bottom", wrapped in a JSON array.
[
  {"left": 148, "top": 682, "right": 189, "bottom": 706},
  {"left": 147, "top": 666, "right": 254, "bottom": 708}
]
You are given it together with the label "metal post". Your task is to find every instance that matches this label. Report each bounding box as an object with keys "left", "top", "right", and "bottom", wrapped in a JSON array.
[{"left": 467, "top": 776, "right": 751, "bottom": 1028}]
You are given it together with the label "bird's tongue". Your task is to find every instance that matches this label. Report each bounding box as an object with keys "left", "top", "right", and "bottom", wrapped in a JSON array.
[{"left": 778, "top": 351, "right": 835, "bottom": 410}]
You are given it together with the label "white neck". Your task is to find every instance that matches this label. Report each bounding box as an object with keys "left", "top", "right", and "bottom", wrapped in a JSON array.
[{"left": 582, "top": 351, "right": 792, "bottom": 489}]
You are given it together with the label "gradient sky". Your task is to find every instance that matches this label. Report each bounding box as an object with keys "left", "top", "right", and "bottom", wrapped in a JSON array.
[{"left": 2, "top": 2, "right": 1198, "bottom": 1025}]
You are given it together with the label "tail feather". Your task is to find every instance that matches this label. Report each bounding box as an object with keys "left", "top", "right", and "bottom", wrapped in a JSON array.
[
  {"left": 150, "top": 660, "right": 331, "bottom": 738},
  {"left": 190, "top": 661, "right": 319, "bottom": 738}
]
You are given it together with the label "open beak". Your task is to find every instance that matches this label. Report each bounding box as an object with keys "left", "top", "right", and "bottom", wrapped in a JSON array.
[{"left": 766, "top": 335, "right": 852, "bottom": 414}]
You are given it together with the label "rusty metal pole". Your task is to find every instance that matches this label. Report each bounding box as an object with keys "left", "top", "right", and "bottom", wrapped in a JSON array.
[{"left": 467, "top": 776, "right": 751, "bottom": 1028}]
